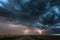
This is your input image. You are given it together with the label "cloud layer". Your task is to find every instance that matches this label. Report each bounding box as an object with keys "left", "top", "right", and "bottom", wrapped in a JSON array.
[{"left": 0, "top": 0, "right": 60, "bottom": 35}]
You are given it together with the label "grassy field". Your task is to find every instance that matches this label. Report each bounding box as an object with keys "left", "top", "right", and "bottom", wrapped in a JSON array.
[
  {"left": 0, "top": 35, "right": 23, "bottom": 40},
  {"left": 0, "top": 35, "right": 60, "bottom": 40}
]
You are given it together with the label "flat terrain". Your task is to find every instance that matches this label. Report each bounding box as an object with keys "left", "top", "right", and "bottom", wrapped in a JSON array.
[{"left": 0, "top": 35, "right": 60, "bottom": 40}]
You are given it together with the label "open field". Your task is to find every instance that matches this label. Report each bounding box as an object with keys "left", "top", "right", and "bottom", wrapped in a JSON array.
[{"left": 0, "top": 35, "right": 60, "bottom": 40}]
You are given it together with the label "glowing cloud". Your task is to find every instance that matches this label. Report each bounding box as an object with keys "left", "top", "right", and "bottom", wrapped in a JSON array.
[
  {"left": 35, "top": 29, "right": 43, "bottom": 34},
  {"left": 8, "top": 24, "right": 20, "bottom": 27},
  {"left": 23, "top": 29, "right": 30, "bottom": 35}
]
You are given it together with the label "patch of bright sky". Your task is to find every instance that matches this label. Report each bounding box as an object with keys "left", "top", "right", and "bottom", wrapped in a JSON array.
[
  {"left": 0, "top": 3, "right": 4, "bottom": 7},
  {"left": 55, "top": 26, "right": 60, "bottom": 28},
  {"left": 51, "top": 34, "right": 60, "bottom": 35},
  {"left": 52, "top": 6, "right": 60, "bottom": 14},
  {"left": 0, "top": 0, "right": 8, "bottom": 4}
]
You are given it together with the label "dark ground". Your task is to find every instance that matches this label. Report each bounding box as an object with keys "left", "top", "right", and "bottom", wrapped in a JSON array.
[{"left": 0, "top": 35, "right": 60, "bottom": 40}]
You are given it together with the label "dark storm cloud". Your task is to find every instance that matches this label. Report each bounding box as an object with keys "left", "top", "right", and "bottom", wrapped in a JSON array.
[
  {"left": 0, "top": 0, "right": 60, "bottom": 29},
  {"left": 0, "top": 0, "right": 60, "bottom": 35}
]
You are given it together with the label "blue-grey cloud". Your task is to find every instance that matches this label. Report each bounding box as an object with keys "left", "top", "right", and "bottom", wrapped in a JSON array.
[{"left": 0, "top": 0, "right": 60, "bottom": 29}]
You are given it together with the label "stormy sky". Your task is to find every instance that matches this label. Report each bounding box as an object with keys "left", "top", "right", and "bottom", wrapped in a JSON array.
[{"left": 0, "top": 0, "right": 60, "bottom": 35}]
